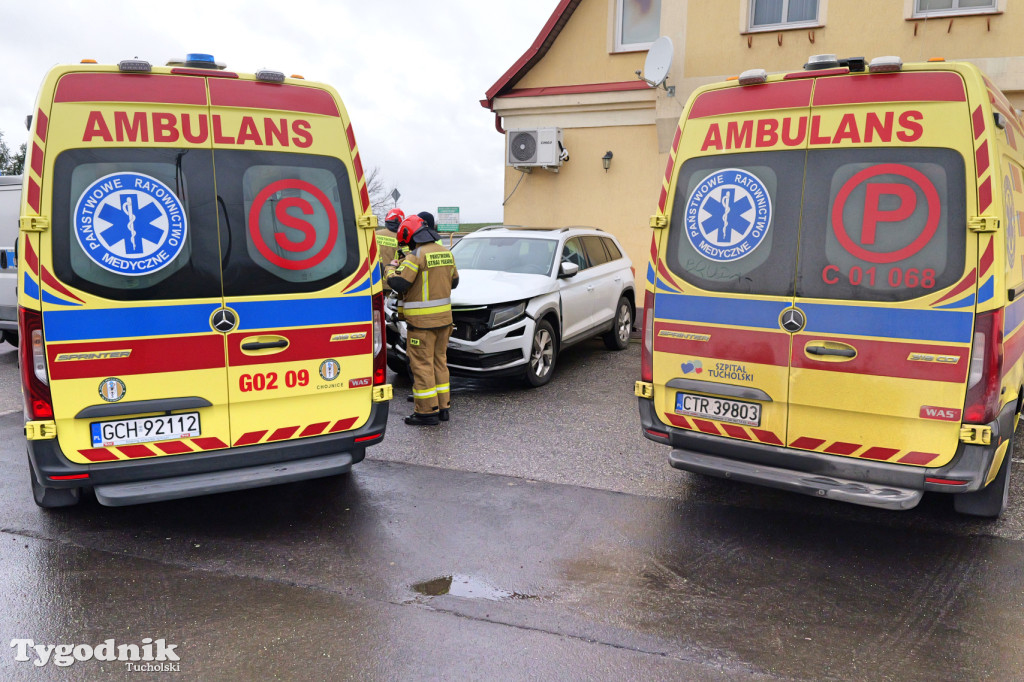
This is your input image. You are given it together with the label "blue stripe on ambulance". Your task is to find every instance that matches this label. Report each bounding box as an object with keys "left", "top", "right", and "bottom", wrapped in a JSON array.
[
  {"left": 43, "top": 303, "right": 221, "bottom": 342},
  {"left": 43, "top": 296, "right": 372, "bottom": 342},
  {"left": 1005, "top": 293, "right": 1024, "bottom": 333},
  {"left": 655, "top": 293, "right": 974, "bottom": 343},
  {"left": 232, "top": 297, "right": 370, "bottom": 330},
  {"left": 976, "top": 276, "right": 995, "bottom": 305}
]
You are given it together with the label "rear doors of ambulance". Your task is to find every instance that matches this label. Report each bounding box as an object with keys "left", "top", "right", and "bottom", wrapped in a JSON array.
[
  {"left": 207, "top": 78, "right": 374, "bottom": 447},
  {"left": 659, "top": 69, "right": 977, "bottom": 465},
  {"left": 36, "top": 69, "right": 372, "bottom": 464},
  {"left": 786, "top": 72, "right": 976, "bottom": 467}
]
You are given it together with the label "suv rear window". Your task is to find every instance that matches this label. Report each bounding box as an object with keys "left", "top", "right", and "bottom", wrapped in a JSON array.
[
  {"left": 797, "top": 148, "right": 967, "bottom": 302},
  {"left": 666, "top": 151, "right": 804, "bottom": 297}
]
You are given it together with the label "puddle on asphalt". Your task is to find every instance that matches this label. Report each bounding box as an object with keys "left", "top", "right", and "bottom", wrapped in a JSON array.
[{"left": 412, "top": 575, "right": 535, "bottom": 601}]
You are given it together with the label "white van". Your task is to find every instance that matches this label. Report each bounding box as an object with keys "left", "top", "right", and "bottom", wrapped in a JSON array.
[{"left": 0, "top": 175, "right": 18, "bottom": 345}]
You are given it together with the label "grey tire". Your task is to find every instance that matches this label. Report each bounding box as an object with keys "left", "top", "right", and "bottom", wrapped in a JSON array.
[
  {"left": 602, "top": 297, "right": 633, "bottom": 351},
  {"left": 524, "top": 319, "right": 557, "bottom": 388}
]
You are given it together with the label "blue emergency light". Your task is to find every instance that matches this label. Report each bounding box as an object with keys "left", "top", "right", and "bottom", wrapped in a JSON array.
[{"left": 183, "top": 53, "right": 225, "bottom": 69}]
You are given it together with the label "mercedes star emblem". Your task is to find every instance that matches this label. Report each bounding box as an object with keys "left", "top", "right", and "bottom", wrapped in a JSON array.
[
  {"left": 211, "top": 308, "right": 238, "bottom": 334},
  {"left": 779, "top": 307, "right": 806, "bottom": 334}
]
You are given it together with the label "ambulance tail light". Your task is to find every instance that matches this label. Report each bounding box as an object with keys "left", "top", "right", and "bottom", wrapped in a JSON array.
[
  {"left": 371, "top": 291, "right": 386, "bottom": 386},
  {"left": 19, "top": 307, "right": 53, "bottom": 419},
  {"left": 868, "top": 56, "right": 903, "bottom": 73},
  {"left": 963, "top": 309, "right": 1003, "bottom": 424},
  {"left": 641, "top": 290, "right": 654, "bottom": 383}
]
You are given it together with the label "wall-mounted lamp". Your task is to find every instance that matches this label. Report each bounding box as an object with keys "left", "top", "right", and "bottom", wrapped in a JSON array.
[{"left": 602, "top": 151, "right": 613, "bottom": 172}]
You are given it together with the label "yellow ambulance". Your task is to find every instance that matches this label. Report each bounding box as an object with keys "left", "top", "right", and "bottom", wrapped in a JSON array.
[
  {"left": 637, "top": 55, "right": 1024, "bottom": 517},
  {"left": 20, "top": 54, "right": 392, "bottom": 508}
]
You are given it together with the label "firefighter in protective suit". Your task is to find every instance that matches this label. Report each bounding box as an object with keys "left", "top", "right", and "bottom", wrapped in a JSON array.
[
  {"left": 375, "top": 208, "right": 404, "bottom": 293},
  {"left": 386, "top": 212, "right": 459, "bottom": 426}
]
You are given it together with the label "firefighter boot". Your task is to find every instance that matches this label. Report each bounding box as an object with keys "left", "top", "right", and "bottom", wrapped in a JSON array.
[{"left": 405, "top": 411, "right": 440, "bottom": 426}]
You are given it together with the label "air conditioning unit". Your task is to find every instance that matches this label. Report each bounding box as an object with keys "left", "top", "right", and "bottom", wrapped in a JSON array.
[{"left": 506, "top": 127, "right": 564, "bottom": 168}]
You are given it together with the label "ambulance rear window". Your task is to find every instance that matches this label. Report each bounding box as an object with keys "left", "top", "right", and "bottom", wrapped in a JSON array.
[
  {"left": 797, "top": 147, "right": 966, "bottom": 302},
  {"left": 215, "top": 150, "right": 358, "bottom": 295},
  {"left": 52, "top": 148, "right": 222, "bottom": 301},
  {"left": 665, "top": 151, "right": 804, "bottom": 297}
]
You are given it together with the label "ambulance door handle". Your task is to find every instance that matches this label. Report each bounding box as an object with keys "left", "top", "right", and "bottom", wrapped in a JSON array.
[
  {"left": 804, "top": 341, "right": 856, "bottom": 359},
  {"left": 241, "top": 340, "right": 288, "bottom": 351},
  {"left": 240, "top": 335, "right": 290, "bottom": 356}
]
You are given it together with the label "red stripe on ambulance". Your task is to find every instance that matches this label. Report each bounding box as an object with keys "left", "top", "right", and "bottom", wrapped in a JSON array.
[
  {"left": 791, "top": 336, "right": 968, "bottom": 383},
  {"left": 688, "top": 80, "right": 812, "bottom": 119},
  {"left": 654, "top": 322, "right": 790, "bottom": 367},
  {"left": 208, "top": 79, "right": 340, "bottom": 116},
  {"left": 226, "top": 323, "right": 372, "bottom": 367},
  {"left": 48, "top": 335, "right": 225, "bottom": 380},
  {"left": 55, "top": 73, "right": 208, "bottom": 105},
  {"left": 812, "top": 72, "right": 966, "bottom": 106}
]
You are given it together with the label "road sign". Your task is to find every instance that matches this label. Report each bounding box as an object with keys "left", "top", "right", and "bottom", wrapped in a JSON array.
[
  {"left": 391, "top": 189, "right": 401, "bottom": 203},
  {"left": 437, "top": 206, "right": 460, "bottom": 233}
]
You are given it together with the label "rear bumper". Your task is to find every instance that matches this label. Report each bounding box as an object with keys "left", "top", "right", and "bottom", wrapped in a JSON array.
[
  {"left": 639, "top": 397, "right": 1013, "bottom": 510},
  {"left": 27, "top": 401, "right": 389, "bottom": 506}
]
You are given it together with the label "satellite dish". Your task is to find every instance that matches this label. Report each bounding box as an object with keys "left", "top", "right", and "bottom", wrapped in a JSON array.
[{"left": 642, "top": 36, "right": 674, "bottom": 89}]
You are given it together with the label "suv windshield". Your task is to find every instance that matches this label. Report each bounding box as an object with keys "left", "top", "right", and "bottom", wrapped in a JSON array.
[{"left": 452, "top": 236, "right": 557, "bottom": 275}]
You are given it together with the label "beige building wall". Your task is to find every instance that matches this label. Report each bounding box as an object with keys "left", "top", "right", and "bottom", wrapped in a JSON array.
[
  {"left": 492, "top": 0, "right": 1024, "bottom": 299},
  {"left": 501, "top": 124, "right": 662, "bottom": 296}
]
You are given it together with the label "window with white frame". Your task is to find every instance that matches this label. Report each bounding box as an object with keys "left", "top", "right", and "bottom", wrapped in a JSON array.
[
  {"left": 614, "top": 0, "right": 662, "bottom": 52},
  {"left": 913, "top": 0, "right": 997, "bottom": 17},
  {"left": 749, "top": 0, "right": 820, "bottom": 31}
]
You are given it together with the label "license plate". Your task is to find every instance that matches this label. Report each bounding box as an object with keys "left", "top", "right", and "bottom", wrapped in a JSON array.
[
  {"left": 91, "top": 412, "right": 201, "bottom": 447},
  {"left": 675, "top": 392, "right": 761, "bottom": 427}
]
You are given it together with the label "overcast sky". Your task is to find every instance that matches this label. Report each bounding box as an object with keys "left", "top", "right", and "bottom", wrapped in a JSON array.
[{"left": 0, "top": 0, "right": 559, "bottom": 222}]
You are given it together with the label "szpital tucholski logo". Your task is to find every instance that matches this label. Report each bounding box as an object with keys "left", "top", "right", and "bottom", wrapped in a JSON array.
[
  {"left": 74, "top": 172, "right": 188, "bottom": 276},
  {"left": 685, "top": 168, "right": 772, "bottom": 262},
  {"left": 10, "top": 637, "right": 180, "bottom": 671}
]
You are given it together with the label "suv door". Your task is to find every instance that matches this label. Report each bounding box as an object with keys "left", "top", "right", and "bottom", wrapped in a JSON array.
[
  {"left": 558, "top": 236, "right": 597, "bottom": 339},
  {"left": 580, "top": 235, "right": 623, "bottom": 327}
]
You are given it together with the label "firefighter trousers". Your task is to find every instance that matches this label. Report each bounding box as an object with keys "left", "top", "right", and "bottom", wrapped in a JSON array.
[{"left": 406, "top": 324, "right": 452, "bottom": 414}]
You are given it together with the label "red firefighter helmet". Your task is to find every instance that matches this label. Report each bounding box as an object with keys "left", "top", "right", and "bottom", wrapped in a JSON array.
[
  {"left": 396, "top": 215, "right": 425, "bottom": 246},
  {"left": 384, "top": 208, "right": 405, "bottom": 232}
]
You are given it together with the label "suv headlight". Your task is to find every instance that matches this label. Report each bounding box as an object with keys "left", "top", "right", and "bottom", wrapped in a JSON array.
[{"left": 488, "top": 301, "right": 526, "bottom": 329}]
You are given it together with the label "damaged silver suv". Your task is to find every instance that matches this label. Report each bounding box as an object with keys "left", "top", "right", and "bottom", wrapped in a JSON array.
[{"left": 386, "top": 226, "right": 634, "bottom": 386}]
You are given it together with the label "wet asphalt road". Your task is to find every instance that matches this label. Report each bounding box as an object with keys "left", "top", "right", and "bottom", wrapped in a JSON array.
[{"left": 1, "top": 339, "right": 1024, "bottom": 680}]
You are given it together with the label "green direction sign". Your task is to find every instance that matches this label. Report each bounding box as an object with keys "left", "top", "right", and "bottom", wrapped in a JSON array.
[{"left": 437, "top": 206, "right": 460, "bottom": 232}]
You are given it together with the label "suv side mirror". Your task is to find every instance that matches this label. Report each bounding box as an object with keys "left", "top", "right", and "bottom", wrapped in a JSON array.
[{"left": 559, "top": 261, "right": 579, "bottom": 278}]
